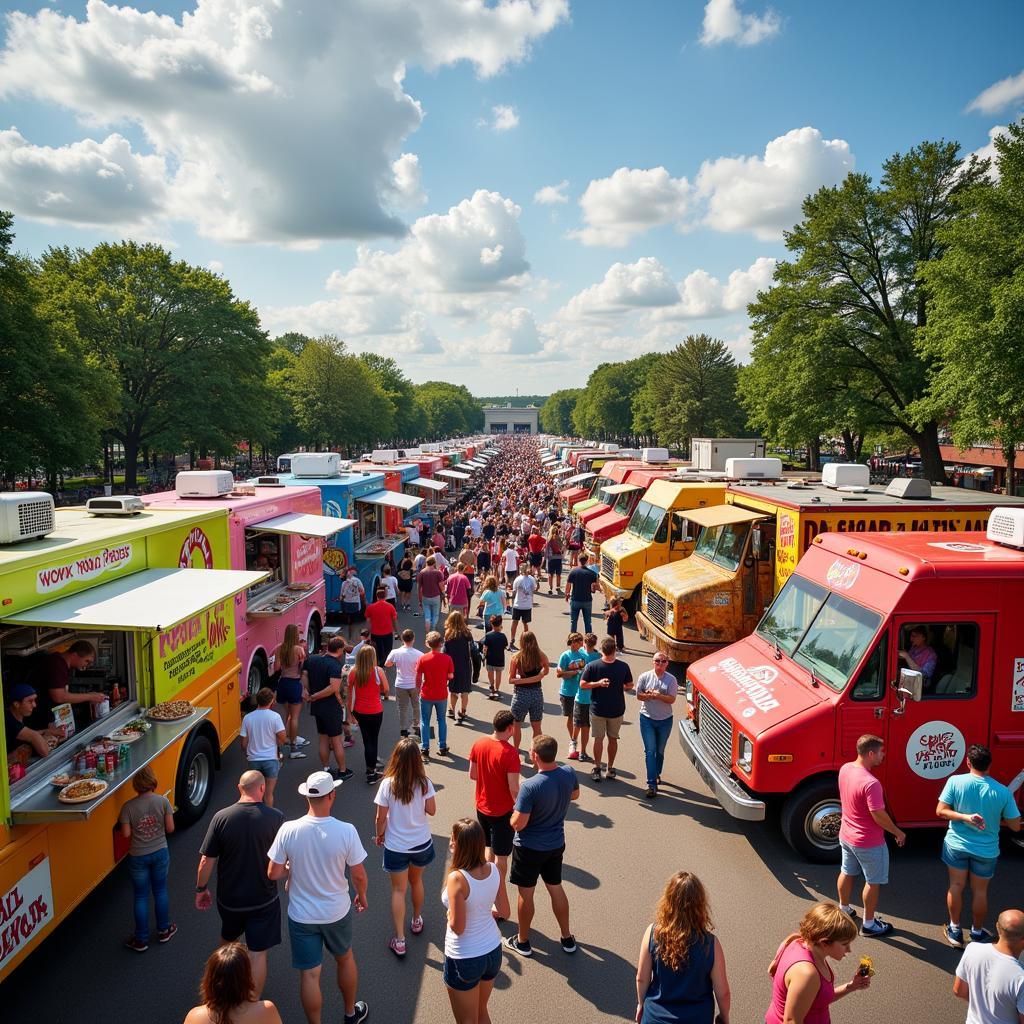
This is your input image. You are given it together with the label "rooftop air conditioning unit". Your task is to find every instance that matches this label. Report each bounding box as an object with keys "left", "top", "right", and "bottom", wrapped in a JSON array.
[
  {"left": 337, "top": 460, "right": 353, "bottom": 473},
  {"left": 987, "top": 508, "right": 1024, "bottom": 549},
  {"left": 372, "top": 449, "right": 398, "bottom": 464},
  {"left": 600, "top": 443, "right": 620, "bottom": 452},
  {"left": 822, "top": 463, "right": 870, "bottom": 489},
  {"left": 176, "top": 471, "right": 234, "bottom": 498},
  {"left": 292, "top": 452, "right": 341, "bottom": 478},
  {"left": 617, "top": 449, "right": 641, "bottom": 459},
  {"left": 421, "top": 443, "right": 441, "bottom": 453},
  {"left": 0, "top": 492, "right": 56, "bottom": 544},
  {"left": 885, "top": 477, "right": 931, "bottom": 500},
  {"left": 725, "top": 457, "right": 783, "bottom": 480},
  {"left": 231, "top": 484, "right": 256, "bottom": 497},
  {"left": 641, "top": 448, "right": 669, "bottom": 463},
  {"left": 256, "top": 476, "right": 284, "bottom": 487},
  {"left": 86, "top": 495, "right": 144, "bottom": 516}
]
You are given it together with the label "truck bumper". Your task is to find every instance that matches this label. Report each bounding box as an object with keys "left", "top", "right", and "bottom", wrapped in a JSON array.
[
  {"left": 677, "top": 717, "right": 766, "bottom": 822},
  {"left": 635, "top": 611, "right": 726, "bottom": 665},
  {"left": 599, "top": 579, "right": 634, "bottom": 602}
]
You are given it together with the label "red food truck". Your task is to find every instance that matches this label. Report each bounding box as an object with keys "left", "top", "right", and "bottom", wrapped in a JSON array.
[{"left": 678, "top": 510, "right": 1024, "bottom": 861}]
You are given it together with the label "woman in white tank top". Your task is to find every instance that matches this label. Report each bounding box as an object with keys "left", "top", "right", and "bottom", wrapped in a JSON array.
[{"left": 441, "top": 819, "right": 503, "bottom": 1022}]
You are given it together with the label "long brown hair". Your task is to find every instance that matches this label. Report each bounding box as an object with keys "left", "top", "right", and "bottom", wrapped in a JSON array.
[
  {"left": 444, "top": 609, "right": 471, "bottom": 640},
  {"left": 450, "top": 818, "right": 486, "bottom": 872},
  {"left": 199, "top": 942, "right": 253, "bottom": 1024},
  {"left": 653, "top": 871, "right": 713, "bottom": 971},
  {"left": 514, "top": 630, "right": 545, "bottom": 675},
  {"left": 275, "top": 623, "right": 302, "bottom": 671},
  {"left": 383, "top": 736, "right": 429, "bottom": 804},
  {"left": 352, "top": 644, "right": 378, "bottom": 688}
]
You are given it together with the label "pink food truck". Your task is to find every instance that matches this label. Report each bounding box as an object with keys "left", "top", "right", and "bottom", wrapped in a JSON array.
[{"left": 143, "top": 473, "right": 355, "bottom": 696}]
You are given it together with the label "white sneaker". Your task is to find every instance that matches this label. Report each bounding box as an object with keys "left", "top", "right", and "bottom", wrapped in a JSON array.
[
  {"left": 289, "top": 749, "right": 307, "bottom": 759},
  {"left": 294, "top": 736, "right": 310, "bottom": 747},
  {"left": 570, "top": 739, "right": 577, "bottom": 752}
]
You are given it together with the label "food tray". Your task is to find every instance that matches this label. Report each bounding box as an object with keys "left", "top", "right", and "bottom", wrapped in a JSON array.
[{"left": 58, "top": 779, "right": 108, "bottom": 804}]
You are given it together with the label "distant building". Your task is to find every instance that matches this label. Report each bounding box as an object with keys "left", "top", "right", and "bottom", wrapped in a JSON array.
[{"left": 482, "top": 404, "right": 539, "bottom": 435}]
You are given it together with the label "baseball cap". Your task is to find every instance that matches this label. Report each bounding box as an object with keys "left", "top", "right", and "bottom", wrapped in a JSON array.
[
  {"left": 10, "top": 682, "right": 36, "bottom": 702},
  {"left": 298, "top": 770, "right": 343, "bottom": 797}
]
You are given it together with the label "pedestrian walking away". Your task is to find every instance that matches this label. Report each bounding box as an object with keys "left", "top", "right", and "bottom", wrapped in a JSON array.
[
  {"left": 836, "top": 735, "right": 905, "bottom": 936},
  {"left": 635, "top": 653, "right": 677, "bottom": 798},
  {"left": 347, "top": 645, "right": 389, "bottom": 783},
  {"left": 417, "top": 630, "right": 455, "bottom": 758},
  {"left": 365, "top": 587, "right": 399, "bottom": 674},
  {"left": 397, "top": 553, "right": 415, "bottom": 612},
  {"left": 268, "top": 771, "right": 369, "bottom": 1024},
  {"left": 183, "top": 943, "right": 282, "bottom": 1024},
  {"left": 374, "top": 738, "right": 437, "bottom": 958},
  {"left": 579, "top": 637, "right": 634, "bottom": 782},
  {"left": 274, "top": 623, "right": 309, "bottom": 759},
  {"left": 481, "top": 615, "right": 509, "bottom": 699},
  {"left": 387, "top": 629, "right": 424, "bottom": 738},
  {"left": 302, "top": 637, "right": 353, "bottom": 781},
  {"left": 418, "top": 555, "right": 446, "bottom": 637},
  {"left": 240, "top": 687, "right": 287, "bottom": 806},
  {"left": 195, "top": 770, "right": 285, "bottom": 998},
  {"left": 444, "top": 610, "right": 475, "bottom": 722},
  {"left": 952, "top": 908, "right": 1024, "bottom": 1024},
  {"left": 508, "top": 630, "right": 550, "bottom": 762},
  {"left": 565, "top": 554, "right": 600, "bottom": 635}
]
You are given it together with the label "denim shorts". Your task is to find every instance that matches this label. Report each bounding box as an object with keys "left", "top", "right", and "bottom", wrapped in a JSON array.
[
  {"left": 443, "top": 943, "right": 502, "bottom": 991},
  {"left": 941, "top": 841, "right": 998, "bottom": 879},
  {"left": 276, "top": 677, "right": 303, "bottom": 705},
  {"left": 247, "top": 757, "right": 280, "bottom": 780},
  {"left": 288, "top": 910, "right": 353, "bottom": 970},
  {"left": 840, "top": 840, "right": 889, "bottom": 885},
  {"left": 510, "top": 685, "right": 544, "bottom": 723},
  {"left": 383, "top": 839, "right": 436, "bottom": 873}
]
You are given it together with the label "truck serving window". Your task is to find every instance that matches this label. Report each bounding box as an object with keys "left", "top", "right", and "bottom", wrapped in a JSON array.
[{"left": 694, "top": 523, "right": 751, "bottom": 572}]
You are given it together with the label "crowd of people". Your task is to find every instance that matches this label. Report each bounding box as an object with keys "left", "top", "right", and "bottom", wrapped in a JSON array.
[{"left": 110, "top": 437, "right": 1024, "bottom": 1024}]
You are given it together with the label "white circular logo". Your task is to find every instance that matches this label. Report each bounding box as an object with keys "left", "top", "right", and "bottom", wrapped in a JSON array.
[
  {"left": 905, "top": 720, "right": 965, "bottom": 780},
  {"left": 742, "top": 706, "right": 757, "bottom": 719}
]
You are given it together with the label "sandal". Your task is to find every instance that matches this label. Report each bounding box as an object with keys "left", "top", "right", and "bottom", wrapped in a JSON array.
[
  {"left": 389, "top": 936, "right": 407, "bottom": 957},
  {"left": 410, "top": 916, "right": 424, "bottom": 935}
]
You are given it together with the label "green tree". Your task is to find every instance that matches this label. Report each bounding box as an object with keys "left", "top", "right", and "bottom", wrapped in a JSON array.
[
  {"left": 539, "top": 388, "right": 583, "bottom": 434},
  {"left": 572, "top": 354, "right": 659, "bottom": 440},
  {"left": 40, "top": 241, "right": 269, "bottom": 487},
  {"left": 358, "top": 353, "right": 428, "bottom": 442},
  {"left": 917, "top": 120, "right": 1024, "bottom": 490},
  {"left": 414, "top": 382, "right": 483, "bottom": 436},
  {"left": 638, "top": 335, "right": 746, "bottom": 453}
]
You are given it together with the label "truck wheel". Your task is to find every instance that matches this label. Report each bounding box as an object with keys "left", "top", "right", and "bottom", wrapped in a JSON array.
[
  {"left": 624, "top": 586, "right": 640, "bottom": 617},
  {"left": 781, "top": 778, "right": 842, "bottom": 863},
  {"left": 306, "top": 615, "right": 321, "bottom": 653},
  {"left": 175, "top": 733, "right": 215, "bottom": 827},
  {"left": 246, "top": 653, "right": 268, "bottom": 697}
]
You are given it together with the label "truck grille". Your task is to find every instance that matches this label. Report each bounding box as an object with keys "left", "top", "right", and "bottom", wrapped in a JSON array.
[
  {"left": 601, "top": 554, "right": 614, "bottom": 582},
  {"left": 645, "top": 589, "right": 666, "bottom": 627},
  {"left": 697, "top": 695, "right": 733, "bottom": 770}
]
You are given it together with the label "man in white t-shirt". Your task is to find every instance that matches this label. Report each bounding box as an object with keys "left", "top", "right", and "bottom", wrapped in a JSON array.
[
  {"left": 239, "top": 687, "right": 287, "bottom": 807},
  {"left": 954, "top": 908, "right": 1024, "bottom": 1024},
  {"left": 386, "top": 629, "right": 424, "bottom": 739},
  {"left": 509, "top": 568, "right": 537, "bottom": 651},
  {"left": 469, "top": 513, "right": 482, "bottom": 539},
  {"left": 268, "top": 771, "right": 369, "bottom": 1024}
]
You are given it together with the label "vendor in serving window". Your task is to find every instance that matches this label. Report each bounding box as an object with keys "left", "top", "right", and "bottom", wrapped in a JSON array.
[
  {"left": 899, "top": 625, "right": 937, "bottom": 683},
  {"left": 5, "top": 683, "right": 52, "bottom": 759},
  {"left": 30, "top": 640, "right": 105, "bottom": 729}
]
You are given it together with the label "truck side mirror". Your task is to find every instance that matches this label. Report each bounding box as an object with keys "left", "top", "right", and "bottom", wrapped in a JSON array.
[
  {"left": 892, "top": 668, "right": 923, "bottom": 716},
  {"left": 751, "top": 529, "right": 762, "bottom": 559}
]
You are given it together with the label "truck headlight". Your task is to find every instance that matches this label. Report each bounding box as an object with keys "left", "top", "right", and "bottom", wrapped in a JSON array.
[
  {"left": 684, "top": 677, "right": 694, "bottom": 707},
  {"left": 642, "top": 588, "right": 648, "bottom": 608},
  {"left": 665, "top": 603, "right": 674, "bottom": 626},
  {"left": 737, "top": 734, "right": 753, "bottom": 773}
]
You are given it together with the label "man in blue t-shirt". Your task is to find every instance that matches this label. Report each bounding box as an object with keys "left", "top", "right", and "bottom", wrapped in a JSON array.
[
  {"left": 556, "top": 632, "right": 586, "bottom": 759},
  {"left": 937, "top": 743, "right": 1021, "bottom": 947},
  {"left": 505, "top": 734, "right": 579, "bottom": 958}
]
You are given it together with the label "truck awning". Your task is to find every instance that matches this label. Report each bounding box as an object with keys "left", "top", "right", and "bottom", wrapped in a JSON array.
[
  {"left": 2, "top": 568, "right": 267, "bottom": 633},
  {"left": 601, "top": 483, "right": 643, "bottom": 495},
  {"left": 357, "top": 490, "right": 423, "bottom": 511},
  {"left": 462, "top": 461, "right": 485, "bottom": 470},
  {"left": 562, "top": 472, "right": 596, "bottom": 486},
  {"left": 437, "top": 469, "right": 471, "bottom": 481},
  {"left": 676, "top": 505, "right": 767, "bottom": 528},
  {"left": 549, "top": 466, "right": 574, "bottom": 476},
  {"left": 407, "top": 477, "right": 449, "bottom": 492},
  {"left": 255, "top": 512, "right": 356, "bottom": 538}
]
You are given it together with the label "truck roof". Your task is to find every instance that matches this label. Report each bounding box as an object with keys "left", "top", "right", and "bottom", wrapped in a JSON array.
[
  {"left": 263, "top": 470, "right": 385, "bottom": 488},
  {"left": 726, "top": 480, "right": 1024, "bottom": 512},
  {"left": 643, "top": 477, "right": 728, "bottom": 508},
  {"left": 141, "top": 484, "right": 321, "bottom": 512}
]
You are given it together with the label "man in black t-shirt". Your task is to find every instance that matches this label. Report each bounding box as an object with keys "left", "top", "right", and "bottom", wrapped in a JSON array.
[
  {"left": 579, "top": 637, "right": 634, "bottom": 783},
  {"left": 564, "top": 554, "right": 599, "bottom": 634},
  {"left": 195, "top": 770, "right": 284, "bottom": 997},
  {"left": 302, "top": 637, "right": 353, "bottom": 781}
]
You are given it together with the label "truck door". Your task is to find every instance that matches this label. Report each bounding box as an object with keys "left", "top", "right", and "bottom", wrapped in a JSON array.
[
  {"left": 884, "top": 615, "right": 994, "bottom": 825},
  {"left": 838, "top": 629, "right": 891, "bottom": 785}
]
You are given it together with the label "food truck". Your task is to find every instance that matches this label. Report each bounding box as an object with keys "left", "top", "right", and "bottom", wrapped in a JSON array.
[
  {"left": 350, "top": 461, "right": 420, "bottom": 535},
  {"left": 678, "top": 511, "right": 1024, "bottom": 862},
  {"left": 0, "top": 496, "right": 265, "bottom": 981},
  {"left": 637, "top": 465, "right": 1024, "bottom": 667},
  {"left": 142, "top": 474, "right": 349, "bottom": 695},
  {"left": 598, "top": 477, "right": 728, "bottom": 611}
]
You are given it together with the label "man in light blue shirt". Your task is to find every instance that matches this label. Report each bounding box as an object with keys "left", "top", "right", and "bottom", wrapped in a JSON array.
[{"left": 938, "top": 744, "right": 1021, "bottom": 947}]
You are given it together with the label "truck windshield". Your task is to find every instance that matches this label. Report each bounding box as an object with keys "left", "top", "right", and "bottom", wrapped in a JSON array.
[
  {"left": 757, "top": 575, "right": 881, "bottom": 692},
  {"left": 628, "top": 500, "right": 667, "bottom": 542},
  {"left": 693, "top": 522, "right": 751, "bottom": 571},
  {"left": 613, "top": 491, "right": 635, "bottom": 515},
  {"left": 589, "top": 476, "right": 614, "bottom": 499}
]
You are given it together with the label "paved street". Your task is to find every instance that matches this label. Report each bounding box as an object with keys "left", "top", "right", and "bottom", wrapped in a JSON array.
[{"left": 5, "top": 590, "right": 1016, "bottom": 1023}]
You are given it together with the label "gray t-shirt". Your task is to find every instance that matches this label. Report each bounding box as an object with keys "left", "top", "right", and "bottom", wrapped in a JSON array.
[
  {"left": 955, "top": 941, "right": 1024, "bottom": 1024},
  {"left": 118, "top": 791, "right": 173, "bottom": 856},
  {"left": 635, "top": 669, "right": 678, "bottom": 721}
]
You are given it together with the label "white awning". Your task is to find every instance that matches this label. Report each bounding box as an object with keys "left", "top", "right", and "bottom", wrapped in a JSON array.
[
  {"left": 437, "top": 469, "right": 471, "bottom": 482},
  {"left": 255, "top": 512, "right": 356, "bottom": 538},
  {"left": 462, "top": 461, "right": 485, "bottom": 470},
  {"left": 357, "top": 490, "right": 423, "bottom": 511},
  {"left": 601, "top": 483, "right": 643, "bottom": 495},
  {"left": 549, "top": 466, "right": 574, "bottom": 476},
  {"left": 677, "top": 505, "right": 766, "bottom": 528},
  {"left": 3, "top": 568, "right": 267, "bottom": 633},
  {"left": 562, "top": 472, "right": 596, "bottom": 486},
  {"left": 407, "top": 477, "right": 449, "bottom": 492},
  {"left": 541, "top": 455, "right": 557, "bottom": 463}
]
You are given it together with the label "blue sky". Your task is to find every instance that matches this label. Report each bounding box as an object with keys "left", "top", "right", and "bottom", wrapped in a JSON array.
[{"left": 1, "top": 0, "right": 1021, "bottom": 393}]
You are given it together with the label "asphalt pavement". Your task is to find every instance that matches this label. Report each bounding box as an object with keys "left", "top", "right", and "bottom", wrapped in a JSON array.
[{"left": 4, "top": 586, "right": 1017, "bottom": 1023}]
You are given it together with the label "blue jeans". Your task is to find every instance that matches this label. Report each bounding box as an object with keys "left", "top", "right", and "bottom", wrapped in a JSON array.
[
  {"left": 639, "top": 714, "right": 672, "bottom": 787},
  {"left": 422, "top": 596, "right": 441, "bottom": 632},
  {"left": 128, "top": 847, "right": 170, "bottom": 943},
  {"left": 569, "top": 600, "right": 593, "bottom": 634},
  {"left": 421, "top": 698, "right": 448, "bottom": 751}
]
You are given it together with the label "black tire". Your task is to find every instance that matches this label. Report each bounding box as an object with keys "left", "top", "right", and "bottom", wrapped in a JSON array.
[
  {"left": 246, "top": 652, "right": 268, "bottom": 697},
  {"left": 623, "top": 585, "right": 640, "bottom": 618},
  {"left": 175, "top": 733, "right": 215, "bottom": 827},
  {"left": 306, "top": 615, "right": 321, "bottom": 654},
  {"left": 781, "top": 777, "right": 842, "bottom": 863}
]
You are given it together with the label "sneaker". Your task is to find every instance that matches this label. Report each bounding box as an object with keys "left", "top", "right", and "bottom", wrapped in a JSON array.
[
  {"left": 421, "top": 749, "right": 430, "bottom": 760},
  {"left": 410, "top": 915, "right": 424, "bottom": 935},
  {"left": 860, "top": 919, "right": 893, "bottom": 937},
  {"left": 344, "top": 1000, "right": 370, "bottom": 1024},
  {"left": 288, "top": 749, "right": 307, "bottom": 759},
  {"left": 579, "top": 752, "right": 592, "bottom": 763},
  {"left": 508, "top": 643, "right": 518, "bottom": 652},
  {"left": 590, "top": 766, "right": 603, "bottom": 781},
  {"left": 338, "top": 769, "right": 354, "bottom": 782},
  {"left": 945, "top": 924, "right": 965, "bottom": 947},
  {"left": 388, "top": 936, "right": 406, "bottom": 957},
  {"left": 644, "top": 787, "right": 656, "bottom": 799},
  {"left": 504, "top": 935, "right": 533, "bottom": 957},
  {"left": 568, "top": 750, "right": 580, "bottom": 761},
  {"left": 560, "top": 934, "right": 577, "bottom": 954},
  {"left": 294, "top": 736, "right": 310, "bottom": 747},
  {"left": 606, "top": 767, "right": 617, "bottom": 780},
  {"left": 970, "top": 927, "right": 995, "bottom": 943},
  {"left": 438, "top": 746, "right": 451, "bottom": 756},
  {"left": 412, "top": 611, "right": 419, "bottom": 616},
  {"left": 124, "top": 935, "right": 148, "bottom": 953},
  {"left": 841, "top": 907, "right": 858, "bottom": 921},
  {"left": 447, "top": 708, "right": 456, "bottom": 719},
  {"left": 343, "top": 738, "right": 356, "bottom": 748},
  {"left": 366, "top": 771, "right": 381, "bottom": 784},
  {"left": 156, "top": 923, "right": 177, "bottom": 944},
  {"left": 457, "top": 714, "right": 467, "bottom": 724}
]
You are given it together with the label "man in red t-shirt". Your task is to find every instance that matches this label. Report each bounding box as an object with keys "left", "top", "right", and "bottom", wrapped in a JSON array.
[
  {"left": 365, "top": 588, "right": 398, "bottom": 673},
  {"left": 445, "top": 564, "right": 472, "bottom": 615},
  {"left": 526, "top": 527, "right": 546, "bottom": 579},
  {"left": 415, "top": 631, "right": 455, "bottom": 758},
  {"left": 469, "top": 708, "right": 521, "bottom": 920}
]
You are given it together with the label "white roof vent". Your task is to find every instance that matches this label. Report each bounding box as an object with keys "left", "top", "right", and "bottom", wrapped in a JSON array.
[
  {"left": 175, "top": 471, "right": 234, "bottom": 498},
  {"left": 987, "top": 508, "right": 1024, "bottom": 549},
  {"left": 641, "top": 448, "right": 669, "bottom": 463},
  {"left": 371, "top": 449, "right": 398, "bottom": 463},
  {"left": 292, "top": 452, "right": 341, "bottom": 478},
  {"left": 0, "top": 492, "right": 55, "bottom": 543},
  {"left": 822, "top": 463, "right": 870, "bottom": 489},
  {"left": 600, "top": 443, "right": 620, "bottom": 452},
  {"left": 885, "top": 477, "right": 931, "bottom": 500},
  {"left": 337, "top": 460, "right": 353, "bottom": 473},
  {"left": 86, "top": 495, "right": 144, "bottom": 516},
  {"left": 725, "top": 457, "right": 783, "bottom": 480},
  {"left": 256, "top": 476, "right": 284, "bottom": 487}
]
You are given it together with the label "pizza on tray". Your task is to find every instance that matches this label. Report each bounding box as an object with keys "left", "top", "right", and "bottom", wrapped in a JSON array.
[
  {"left": 147, "top": 700, "right": 194, "bottom": 722},
  {"left": 58, "top": 779, "right": 108, "bottom": 803}
]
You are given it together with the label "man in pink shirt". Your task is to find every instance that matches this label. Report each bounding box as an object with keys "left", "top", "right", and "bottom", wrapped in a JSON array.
[
  {"left": 445, "top": 562, "right": 472, "bottom": 617},
  {"left": 837, "top": 734, "right": 906, "bottom": 937}
]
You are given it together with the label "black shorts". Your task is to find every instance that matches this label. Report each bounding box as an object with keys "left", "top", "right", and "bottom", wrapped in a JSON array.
[
  {"left": 218, "top": 898, "right": 281, "bottom": 953},
  {"left": 559, "top": 695, "right": 576, "bottom": 716},
  {"left": 477, "top": 810, "right": 515, "bottom": 857},
  {"left": 314, "top": 709, "right": 344, "bottom": 738},
  {"left": 528, "top": 552, "right": 543, "bottom": 567},
  {"left": 398, "top": 579, "right": 414, "bottom": 593},
  {"left": 511, "top": 607, "right": 532, "bottom": 623},
  {"left": 510, "top": 844, "right": 565, "bottom": 888}
]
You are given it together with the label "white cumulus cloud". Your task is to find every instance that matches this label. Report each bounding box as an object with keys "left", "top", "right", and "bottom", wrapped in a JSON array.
[
  {"left": 481, "top": 104, "right": 520, "bottom": 132},
  {"left": 560, "top": 257, "right": 681, "bottom": 318},
  {"left": 534, "top": 180, "right": 569, "bottom": 204},
  {"left": 700, "top": 0, "right": 781, "bottom": 47},
  {"left": 479, "top": 307, "right": 542, "bottom": 354},
  {"left": 967, "top": 70, "right": 1024, "bottom": 115},
  {"left": 656, "top": 257, "right": 777, "bottom": 319},
  {"left": 390, "top": 153, "right": 426, "bottom": 209}
]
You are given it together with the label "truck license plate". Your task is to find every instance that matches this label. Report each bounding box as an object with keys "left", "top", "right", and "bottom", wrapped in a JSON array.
[{"left": 696, "top": 759, "right": 715, "bottom": 790}]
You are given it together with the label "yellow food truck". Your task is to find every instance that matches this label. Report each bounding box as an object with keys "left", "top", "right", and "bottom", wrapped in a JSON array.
[
  {"left": 0, "top": 498, "right": 264, "bottom": 982},
  {"left": 597, "top": 478, "right": 726, "bottom": 611},
  {"left": 636, "top": 476, "right": 1024, "bottom": 665}
]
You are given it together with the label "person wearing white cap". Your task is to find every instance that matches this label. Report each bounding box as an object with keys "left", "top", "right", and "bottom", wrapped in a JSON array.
[{"left": 268, "top": 771, "right": 369, "bottom": 1024}]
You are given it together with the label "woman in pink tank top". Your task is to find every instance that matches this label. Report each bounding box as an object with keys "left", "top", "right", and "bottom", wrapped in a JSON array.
[{"left": 765, "top": 903, "right": 871, "bottom": 1024}]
